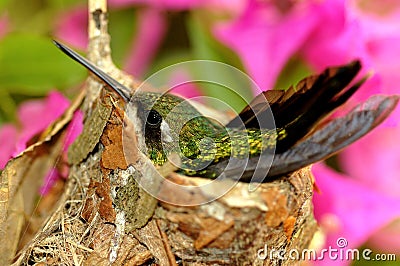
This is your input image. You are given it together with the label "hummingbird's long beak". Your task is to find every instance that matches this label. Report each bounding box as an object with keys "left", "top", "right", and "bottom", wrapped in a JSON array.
[{"left": 53, "top": 40, "right": 131, "bottom": 102}]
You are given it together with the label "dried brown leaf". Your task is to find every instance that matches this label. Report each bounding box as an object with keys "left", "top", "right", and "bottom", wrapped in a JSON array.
[{"left": 0, "top": 91, "right": 84, "bottom": 265}]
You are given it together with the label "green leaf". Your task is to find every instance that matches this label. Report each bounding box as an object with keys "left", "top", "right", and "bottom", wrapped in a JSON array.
[
  {"left": 0, "top": 0, "right": 10, "bottom": 12},
  {"left": 7, "top": 0, "right": 54, "bottom": 34},
  {"left": 0, "top": 34, "right": 86, "bottom": 96},
  {"left": 0, "top": 89, "right": 16, "bottom": 122},
  {"left": 149, "top": 50, "right": 193, "bottom": 74},
  {"left": 109, "top": 8, "right": 137, "bottom": 67},
  {"left": 48, "top": 0, "right": 84, "bottom": 10}
]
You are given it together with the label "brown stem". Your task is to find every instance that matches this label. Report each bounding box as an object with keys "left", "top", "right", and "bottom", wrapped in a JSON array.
[{"left": 83, "top": 0, "right": 112, "bottom": 110}]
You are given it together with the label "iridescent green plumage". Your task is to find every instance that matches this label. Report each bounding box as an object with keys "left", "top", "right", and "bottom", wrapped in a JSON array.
[{"left": 132, "top": 91, "right": 285, "bottom": 176}]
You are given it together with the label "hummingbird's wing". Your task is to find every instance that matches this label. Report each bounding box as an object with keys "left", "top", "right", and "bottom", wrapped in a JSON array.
[
  {"left": 226, "top": 61, "right": 365, "bottom": 152},
  {"left": 212, "top": 95, "right": 399, "bottom": 182}
]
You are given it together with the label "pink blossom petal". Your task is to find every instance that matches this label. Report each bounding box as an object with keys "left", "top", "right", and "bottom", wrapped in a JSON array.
[
  {"left": 312, "top": 163, "right": 400, "bottom": 251},
  {"left": 301, "top": 19, "right": 369, "bottom": 70},
  {"left": 214, "top": 0, "right": 319, "bottom": 93},
  {"left": 18, "top": 91, "right": 69, "bottom": 130},
  {"left": 300, "top": 0, "right": 400, "bottom": 105},
  {"left": 124, "top": 8, "right": 167, "bottom": 77},
  {"left": 206, "top": 0, "right": 246, "bottom": 15},
  {"left": 14, "top": 91, "right": 70, "bottom": 155},
  {"left": 54, "top": 7, "right": 88, "bottom": 50},
  {"left": 300, "top": 12, "right": 381, "bottom": 106},
  {"left": 300, "top": 0, "right": 347, "bottom": 56},
  {"left": 0, "top": 125, "right": 18, "bottom": 169},
  {"left": 309, "top": 0, "right": 400, "bottom": 198},
  {"left": 339, "top": 119, "right": 400, "bottom": 197},
  {"left": 348, "top": 0, "right": 400, "bottom": 39},
  {"left": 367, "top": 36, "right": 400, "bottom": 96}
]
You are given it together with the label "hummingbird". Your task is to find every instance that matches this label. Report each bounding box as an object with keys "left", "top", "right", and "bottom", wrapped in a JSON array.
[{"left": 54, "top": 40, "right": 399, "bottom": 183}]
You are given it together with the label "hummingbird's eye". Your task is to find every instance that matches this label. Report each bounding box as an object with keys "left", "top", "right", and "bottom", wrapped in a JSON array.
[{"left": 146, "top": 110, "right": 162, "bottom": 127}]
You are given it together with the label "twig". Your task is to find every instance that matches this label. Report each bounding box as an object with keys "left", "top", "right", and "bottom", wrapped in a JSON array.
[
  {"left": 88, "top": 0, "right": 108, "bottom": 44},
  {"left": 85, "top": 0, "right": 135, "bottom": 109},
  {"left": 85, "top": 0, "right": 112, "bottom": 108}
]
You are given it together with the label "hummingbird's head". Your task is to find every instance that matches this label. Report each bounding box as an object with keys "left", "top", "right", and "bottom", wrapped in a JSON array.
[{"left": 128, "top": 91, "right": 223, "bottom": 165}]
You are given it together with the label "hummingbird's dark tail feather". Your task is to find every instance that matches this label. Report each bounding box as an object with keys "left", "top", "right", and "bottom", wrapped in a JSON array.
[
  {"left": 271, "top": 61, "right": 362, "bottom": 128},
  {"left": 276, "top": 63, "right": 366, "bottom": 152},
  {"left": 53, "top": 40, "right": 131, "bottom": 102},
  {"left": 222, "top": 95, "right": 398, "bottom": 182},
  {"left": 227, "top": 61, "right": 364, "bottom": 153},
  {"left": 266, "top": 95, "right": 399, "bottom": 178}
]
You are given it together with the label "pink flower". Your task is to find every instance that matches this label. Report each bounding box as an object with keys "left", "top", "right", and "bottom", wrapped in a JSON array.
[
  {"left": 305, "top": 1, "right": 400, "bottom": 261},
  {"left": 0, "top": 91, "right": 70, "bottom": 166},
  {"left": 213, "top": 0, "right": 400, "bottom": 259},
  {"left": 124, "top": 8, "right": 167, "bottom": 77},
  {"left": 339, "top": 126, "right": 400, "bottom": 197},
  {"left": 300, "top": 0, "right": 400, "bottom": 104},
  {"left": 54, "top": 7, "right": 88, "bottom": 50},
  {"left": 0, "top": 125, "right": 18, "bottom": 169},
  {"left": 214, "top": 0, "right": 321, "bottom": 92},
  {"left": 13, "top": 91, "right": 70, "bottom": 156},
  {"left": 0, "top": 91, "right": 83, "bottom": 194},
  {"left": 312, "top": 164, "right": 400, "bottom": 259},
  {"left": 303, "top": 0, "right": 400, "bottom": 255}
]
